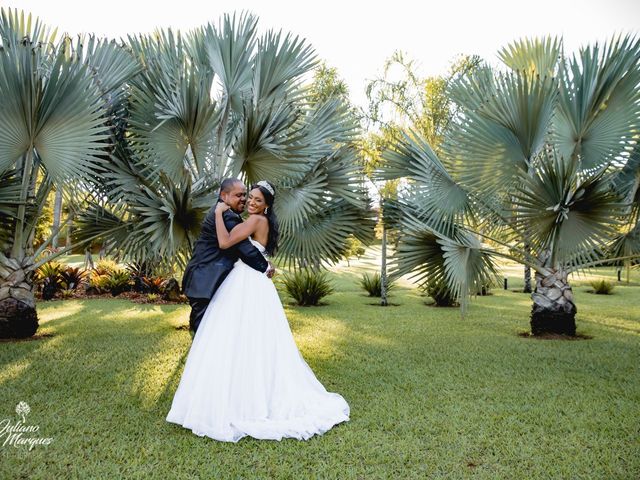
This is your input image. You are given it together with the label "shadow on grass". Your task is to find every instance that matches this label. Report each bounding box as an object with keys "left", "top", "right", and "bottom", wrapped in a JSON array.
[
  {"left": 517, "top": 332, "right": 593, "bottom": 341},
  {"left": 0, "top": 299, "right": 189, "bottom": 411}
]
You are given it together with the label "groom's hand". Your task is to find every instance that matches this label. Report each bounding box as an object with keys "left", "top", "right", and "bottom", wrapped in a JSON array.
[{"left": 266, "top": 262, "right": 276, "bottom": 278}]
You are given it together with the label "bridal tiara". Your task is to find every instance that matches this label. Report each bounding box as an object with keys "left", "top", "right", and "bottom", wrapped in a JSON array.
[{"left": 257, "top": 180, "right": 275, "bottom": 196}]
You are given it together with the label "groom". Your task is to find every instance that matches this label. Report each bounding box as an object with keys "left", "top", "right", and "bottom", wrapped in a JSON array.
[{"left": 182, "top": 178, "right": 274, "bottom": 334}]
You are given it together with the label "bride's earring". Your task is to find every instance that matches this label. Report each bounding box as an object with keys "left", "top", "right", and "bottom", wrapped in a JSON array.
[{"left": 264, "top": 207, "right": 269, "bottom": 215}]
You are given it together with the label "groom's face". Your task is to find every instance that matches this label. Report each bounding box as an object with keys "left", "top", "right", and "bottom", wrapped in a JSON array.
[{"left": 222, "top": 182, "right": 247, "bottom": 213}]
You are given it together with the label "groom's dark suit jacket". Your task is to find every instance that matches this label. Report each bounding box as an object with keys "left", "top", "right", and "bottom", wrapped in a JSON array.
[{"left": 182, "top": 203, "right": 269, "bottom": 300}]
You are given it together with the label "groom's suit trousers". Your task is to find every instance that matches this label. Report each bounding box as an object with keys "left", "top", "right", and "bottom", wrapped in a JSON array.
[{"left": 189, "top": 297, "right": 210, "bottom": 333}]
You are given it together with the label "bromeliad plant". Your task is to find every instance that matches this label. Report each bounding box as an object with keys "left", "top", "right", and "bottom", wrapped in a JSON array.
[
  {"left": 281, "top": 269, "right": 335, "bottom": 306},
  {"left": 380, "top": 36, "right": 640, "bottom": 335},
  {"left": 359, "top": 272, "right": 395, "bottom": 297}
]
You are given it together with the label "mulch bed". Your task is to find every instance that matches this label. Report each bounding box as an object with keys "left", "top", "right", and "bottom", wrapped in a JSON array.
[{"left": 35, "top": 290, "right": 188, "bottom": 305}]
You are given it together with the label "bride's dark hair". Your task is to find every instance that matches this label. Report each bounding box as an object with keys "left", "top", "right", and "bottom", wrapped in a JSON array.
[{"left": 251, "top": 182, "right": 279, "bottom": 256}]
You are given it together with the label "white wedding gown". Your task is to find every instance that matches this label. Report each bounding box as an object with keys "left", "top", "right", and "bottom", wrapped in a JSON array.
[{"left": 166, "top": 238, "right": 350, "bottom": 442}]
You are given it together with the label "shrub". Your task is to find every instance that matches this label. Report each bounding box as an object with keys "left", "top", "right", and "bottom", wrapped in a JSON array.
[
  {"left": 281, "top": 270, "right": 334, "bottom": 306},
  {"left": 131, "top": 276, "right": 149, "bottom": 293},
  {"left": 94, "top": 259, "right": 120, "bottom": 276},
  {"left": 127, "top": 262, "right": 159, "bottom": 293},
  {"left": 161, "top": 278, "right": 181, "bottom": 301},
  {"left": 59, "top": 289, "right": 75, "bottom": 299},
  {"left": 359, "top": 272, "right": 394, "bottom": 297},
  {"left": 145, "top": 276, "right": 166, "bottom": 294},
  {"left": 146, "top": 293, "right": 160, "bottom": 302},
  {"left": 35, "top": 261, "right": 65, "bottom": 300},
  {"left": 60, "top": 266, "right": 87, "bottom": 290},
  {"left": 343, "top": 235, "right": 366, "bottom": 266},
  {"left": 107, "top": 270, "right": 133, "bottom": 296},
  {"left": 87, "top": 262, "right": 130, "bottom": 296},
  {"left": 476, "top": 281, "right": 492, "bottom": 296},
  {"left": 86, "top": 272, "right": 111, "bottom": 294},
  {"left": 425, "top": 279, "right": 458, "bottom": 307},
  {"left": 126, "top": 261, "right": 156, "bottom": 278},
  {"left": 590, "top": 279, "right": 614, "bottom": 295}
]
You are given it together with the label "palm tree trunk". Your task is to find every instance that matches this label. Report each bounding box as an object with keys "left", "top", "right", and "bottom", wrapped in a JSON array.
[
  {"left": 530, "top": 268, "right": 576, "bottom": 336},
  {"left": 523, "top": 265, "right": 532, "bottom": 293},
  {"left": 84, "top": 248, "right": 95, "bottom": 270},
  {"left": 52, "top": 188, "right": 63, "bottom": 249},
  {"left": 12, "top": 151, "right": 34, "bottom": 259},
  {"left": 0, "top": 255, "right": 38, "bottom": 339},
  {"left": 626, "top": 260, "right": 631, "bottom": 284},
  {"left": 1, "top": 147, "right": 39, "bottom": 339},
  {"left": 66, "top": 212, "right": 74, "bottom": 248},
  {"left": 523, "top": 243, "right": 532, "bottom": 293},
  {"left": 380, "top": 206, "right": 388, "bottom": 307}
]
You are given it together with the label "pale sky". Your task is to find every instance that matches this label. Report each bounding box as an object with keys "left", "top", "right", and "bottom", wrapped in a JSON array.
[{"left": 8, "top": 0, "right": 640, "bottom": 108}]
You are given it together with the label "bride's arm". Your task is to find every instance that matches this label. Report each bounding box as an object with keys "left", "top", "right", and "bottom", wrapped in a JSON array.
[{"left": 215, "top": 204, "right": 260, "bottom": 249}]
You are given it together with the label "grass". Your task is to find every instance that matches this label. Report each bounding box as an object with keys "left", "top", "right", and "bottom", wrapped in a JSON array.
[{"left": 1, "top": 252, "right": 639, "bottom": 479}]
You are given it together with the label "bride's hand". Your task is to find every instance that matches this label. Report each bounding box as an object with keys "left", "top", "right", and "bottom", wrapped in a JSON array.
[
  {"left": 266, "top": 262, "right": 276, "bottom": 279},
  {"left": 216, "top": 202, "right": 230, "bottom": 214}
]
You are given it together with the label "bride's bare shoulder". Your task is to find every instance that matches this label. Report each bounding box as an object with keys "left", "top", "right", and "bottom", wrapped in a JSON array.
[{"left": 248, "top": 214, "right": 268, "bottom": 224}]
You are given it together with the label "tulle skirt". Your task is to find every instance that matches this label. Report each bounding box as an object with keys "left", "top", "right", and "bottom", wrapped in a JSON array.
[{"left": 166, "top": 260, "right": 350, "bottom": 442}]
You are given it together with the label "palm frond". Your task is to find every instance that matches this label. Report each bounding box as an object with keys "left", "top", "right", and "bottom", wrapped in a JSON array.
[
  {"left": 441, "top": 232, "right": 500, "bottom": 304},
  {"left": 276, "top": 145, "right": 368, "bottom": 230},
  {"left": 0, "top": 8, "right": 58, "bottom": 48},
  {"left": 379, "top": 130, "right": 472, "bottom": 236},
  {"left": 0, "top": 168, "right": 20, "bottom": 248},
  {"left": 278, "top": 199, "right": 375, "bottom": 269},
  {"left": 76, "top": 172, "right": 213, "bottom": 269},
  {"left": 512, "top": 151, "right": 626, "bottom": 268},
  {"left": 554, "top": 35, "right": 640, "bottom": 168},
  {"left": 444, "top": 70, "right": 557, "bottom": 195},
  {"left": 127, "top": 30, "right": 219, "bottom": 178},
  {"left": 499, "top": 36, "right": 562, "bottom": 76},
  {"left": 68, "top": 35, "right": 141, "bottom": 98},
  {"left": 446, "top": 65, "right": 497, "bottom": 112},
  {"left": 0, "top": 168, "right": 21, "bottom": 216},
  {"left": 133, "top": 176, "right": 205, "bottom": 256},
  {"left": 204, "top": 12, "right": 258, "bottom": 112},
  {"left": 252, "top": 29, "right": 317, "bottom": 103},
  {"left": 302, "top": 98, "right": 359, "bottom": 149},
  {"left": 611, "top": 142, "right": 640, "bottom": 208},
  {"left": 230, "top": 101, "right": 312, "bottom": 183},
  {"left": 321, "top": 146, "right": 368, "bottom": 208},
  {"left": 0, "top": 31, "right": 110, "bottom": 181},
  {"left": 71, "top": 209, "right": 148, "bottom": 271},
  {"left": 608, "top": 221, "right": 640, "bottom": 265},
  {"left": 390, "top": 211, "right": 499, "bottom": 310}
]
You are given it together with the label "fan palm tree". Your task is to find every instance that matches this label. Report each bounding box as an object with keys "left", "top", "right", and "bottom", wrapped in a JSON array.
[
  {"left": 0, "top": 8, "right": 140, "bottom": 338},
  {"left": 380, "top": 35, "right": 640, "bottom": 335},
  {"left": 77, "top": 12, "right": 373, "bottom": 272},
  {"left": 608, "top": 142, "right": 640, "bottom": 280}
]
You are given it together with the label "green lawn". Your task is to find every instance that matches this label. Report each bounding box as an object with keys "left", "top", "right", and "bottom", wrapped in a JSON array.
[{"left": 1, "top": 254, "right": 639, "bottom": 479}]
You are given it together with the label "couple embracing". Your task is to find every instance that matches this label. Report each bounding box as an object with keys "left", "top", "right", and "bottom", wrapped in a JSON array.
[{"left": 166, "top": 178, "right": 350, "bottom": 443}]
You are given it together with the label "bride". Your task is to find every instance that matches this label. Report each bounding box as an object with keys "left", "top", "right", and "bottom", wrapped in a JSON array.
[{"left": 166, "top": 180, "right": 350, "bottom": 442}]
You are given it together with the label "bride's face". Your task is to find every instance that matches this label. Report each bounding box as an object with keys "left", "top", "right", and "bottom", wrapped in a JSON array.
[{"left": 247, "top": 188, "right": 267, "bottom": 215}]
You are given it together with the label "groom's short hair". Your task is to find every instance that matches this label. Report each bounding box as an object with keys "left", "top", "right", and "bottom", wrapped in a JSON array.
[{"left": 220, "top": 178, "right": 242, "bottom": 195}]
